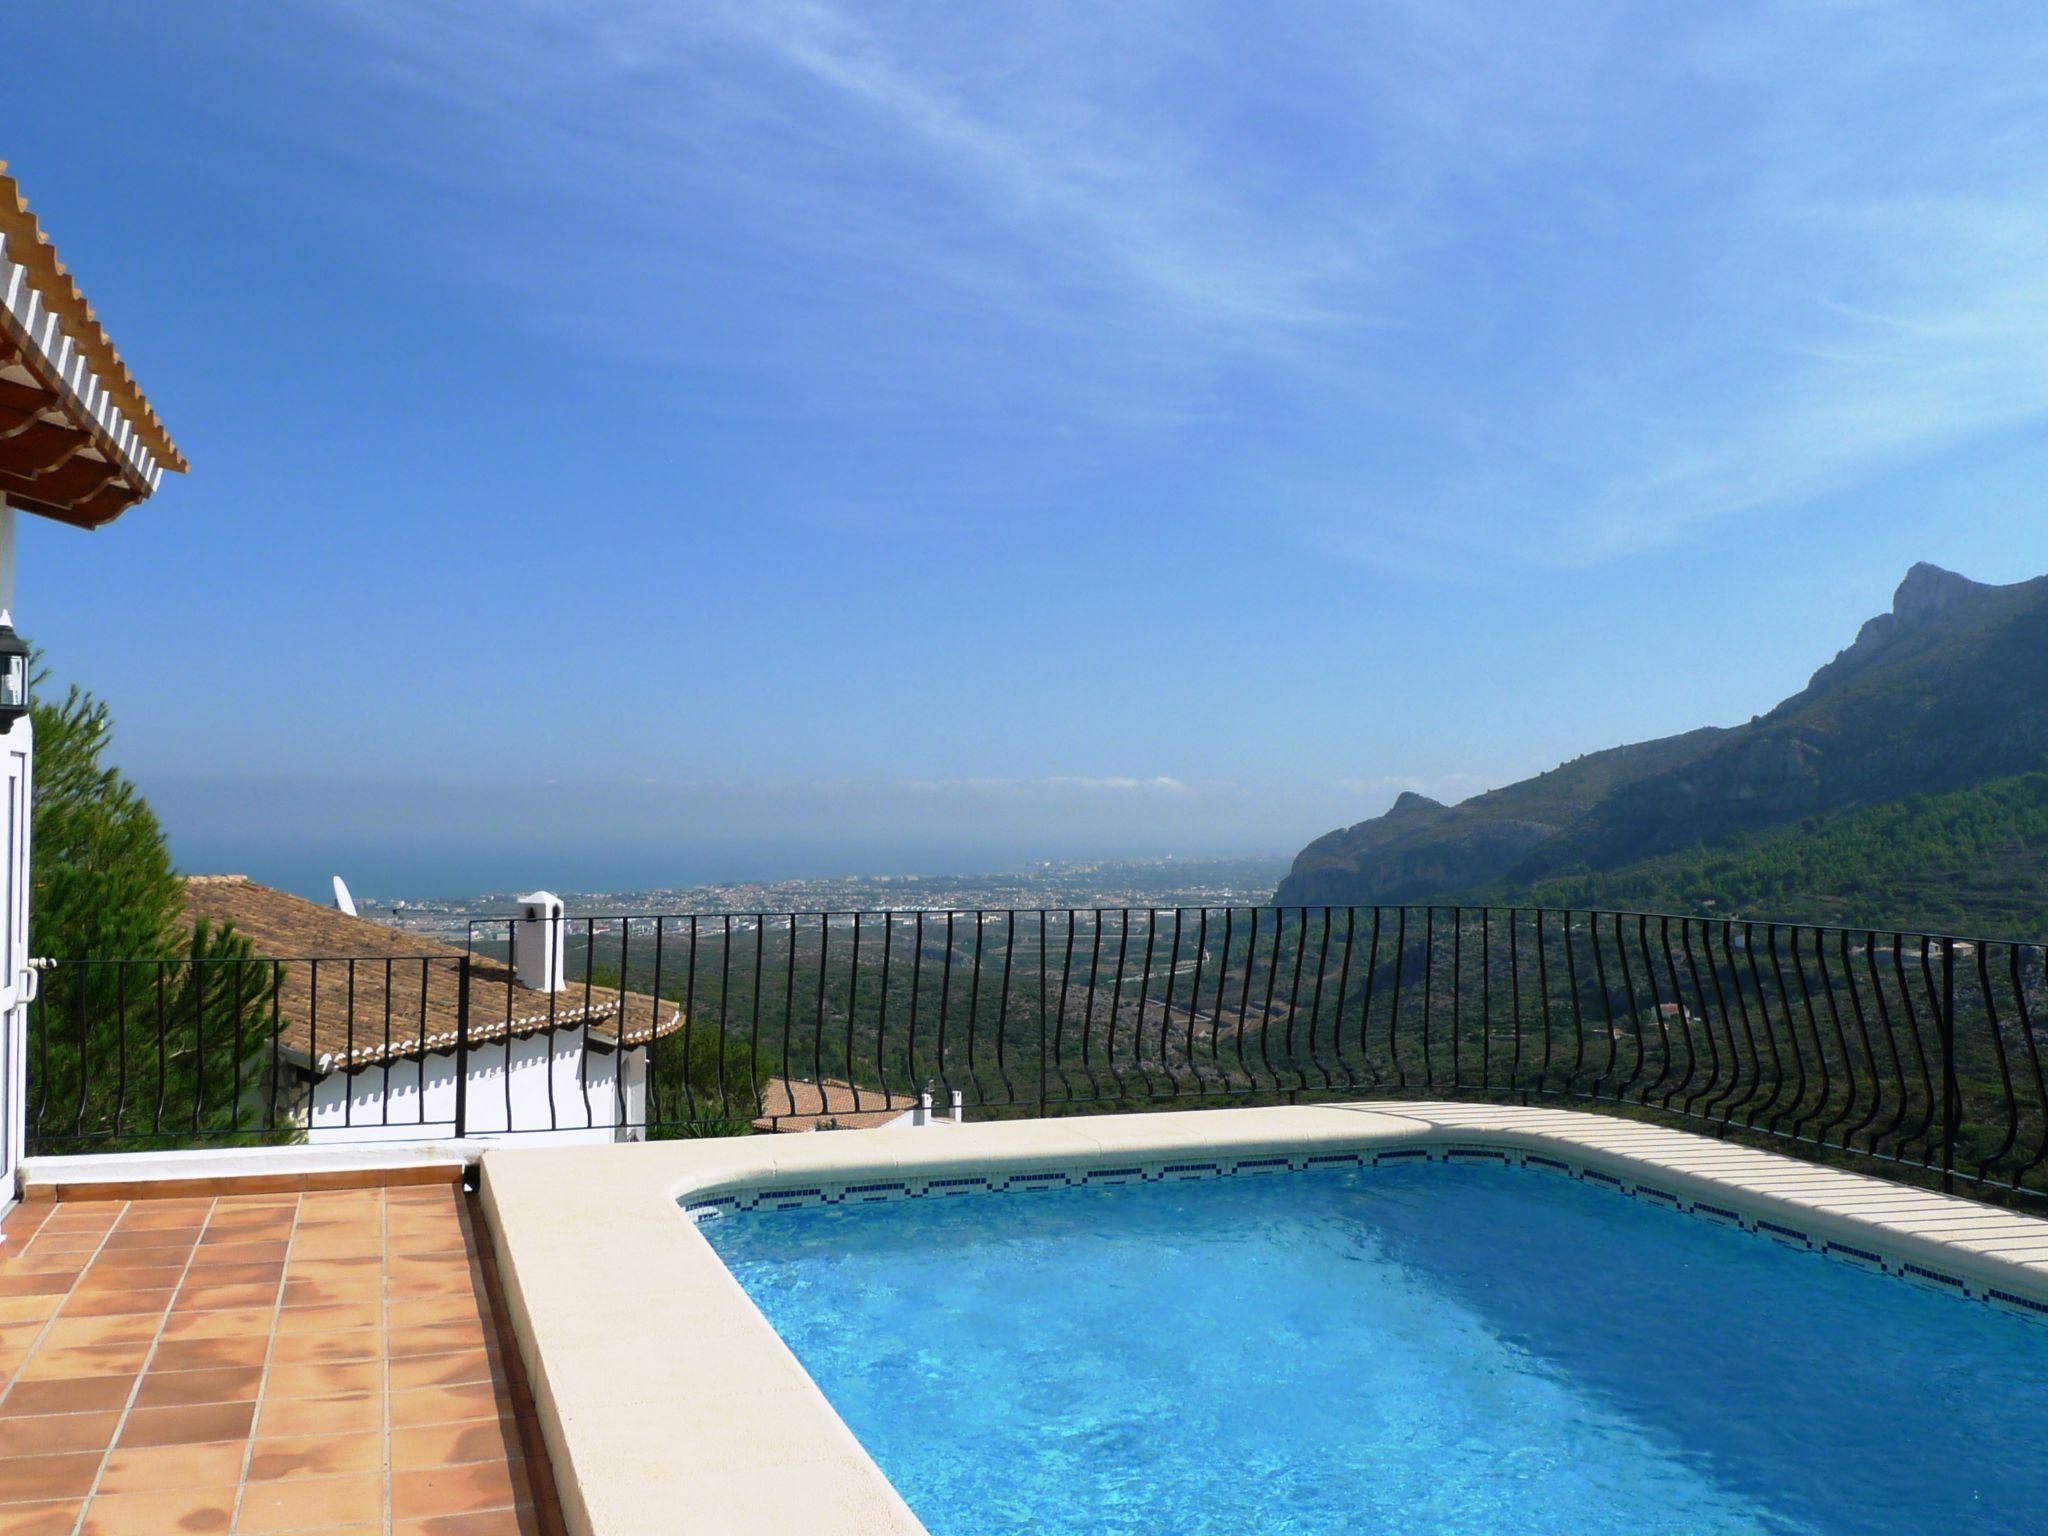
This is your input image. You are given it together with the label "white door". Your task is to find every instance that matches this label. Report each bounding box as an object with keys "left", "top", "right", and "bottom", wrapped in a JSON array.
[{"left": 0, "top": 720, "right": 30, "bottom": 1228}]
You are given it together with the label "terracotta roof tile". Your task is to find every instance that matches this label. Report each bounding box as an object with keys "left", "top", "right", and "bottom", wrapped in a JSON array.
[{"left": 181, "top": 877, "right": 681, "bottom": 1071}]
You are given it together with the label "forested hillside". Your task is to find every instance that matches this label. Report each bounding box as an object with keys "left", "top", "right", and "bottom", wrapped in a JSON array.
[{"left": 1492, "top": 770, "right": 2048, "bottom": 937}]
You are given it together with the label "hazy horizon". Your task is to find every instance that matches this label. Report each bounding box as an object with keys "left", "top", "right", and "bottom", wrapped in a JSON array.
[
  {"left": 164, "top": 828, "right": 1296, "bottom": 907},
  {"left": 149, "top": 773, "right": 1311, "bottom": 903}
]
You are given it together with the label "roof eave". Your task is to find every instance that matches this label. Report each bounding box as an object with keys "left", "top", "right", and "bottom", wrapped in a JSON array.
[{"left": 0, "top": 164, "right": 185, "bottom": 531}]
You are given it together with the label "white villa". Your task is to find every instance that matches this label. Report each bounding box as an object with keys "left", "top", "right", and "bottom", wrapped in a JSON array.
[{"left": 183, "top": 876, "right": 680, "bottom": 1144}]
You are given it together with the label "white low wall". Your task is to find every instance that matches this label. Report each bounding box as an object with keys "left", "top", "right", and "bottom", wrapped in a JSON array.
[
  {"left": 310, "top": 1033, "right": 646, "bottom": 1146},
  {"left": 19, "top": 1137, "right": 475, "bottom": 1200}
]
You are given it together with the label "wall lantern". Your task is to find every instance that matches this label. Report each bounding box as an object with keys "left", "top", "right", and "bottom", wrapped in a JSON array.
[{"left": 0, "top": 626, "right": 28, "bottom": 729}]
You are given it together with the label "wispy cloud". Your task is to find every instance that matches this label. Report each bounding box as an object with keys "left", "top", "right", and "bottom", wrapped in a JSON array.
[
  {"left": 703, "top": 3, "right": 1368, "bottom": 338},
  {"left": 311, "top": 0, "right": 1384, "bottom": 352},
  {"left": 303, "top": 0, "right": 2048, "bottom": 571}
]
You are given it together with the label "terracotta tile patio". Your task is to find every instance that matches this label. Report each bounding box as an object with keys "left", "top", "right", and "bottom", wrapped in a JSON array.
[{"left": 0, "top": 1183, "right": 565, "bottom": 1535}]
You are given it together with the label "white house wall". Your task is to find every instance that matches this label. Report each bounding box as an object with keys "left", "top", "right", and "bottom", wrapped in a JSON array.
[
  {"left": 0, "top": 631, "right": 29, "bottom": 1224},
  {"left": 306, "top": 1030, "right": 646, "bottom": 1146}
]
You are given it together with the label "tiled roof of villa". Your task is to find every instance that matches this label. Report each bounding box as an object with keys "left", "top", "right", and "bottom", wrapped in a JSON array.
[{"left": 182, "top": 876, "right": 683, "bottom": 1072}]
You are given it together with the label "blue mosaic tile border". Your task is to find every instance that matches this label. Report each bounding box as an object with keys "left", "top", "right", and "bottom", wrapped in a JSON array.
[
  {"left": 679, "top": 1145, "right": 1391, "bottom": 1223},
  {"left": 680, "top": 1142, "right": 2048, "bottom": 1323}
]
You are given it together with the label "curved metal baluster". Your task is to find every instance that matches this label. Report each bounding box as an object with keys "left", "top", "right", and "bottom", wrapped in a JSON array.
[
  {"left": 812, "top": 917, "right": 831, "bottom": 1117},
  {"left": 1587, "top": 915, "right": 1621, "bottom": 1101},
  {"left": 1387, "top": 908, "right": 1408, "bottom": 1091},
  {"left": 1508, "top": 910, "right": 1524, "bottom": 1100},
  {"left": 1450, "top": 906, "right": 1462, "bottom": 1091},
  {"left": 875, "top": 914, "right": 894, "bottom": 1108},
  {"left": 1294, "top": 909, "right": 1327, "bottom": 1097},
  {"left": 995, "top": 912, "right": 1018, "bottom": 1106},
  {"left": 1938, "top": 939, "right": 1960, "bottom": 1190},
  {"left": 1973, "top": 941, "right": 2020, "bottom": 1188},
  {"left": 153, "top": 962, "right": 168, "bottom": 1136},
  {"left": 1157, "top": 909, "right": 1182, "bottom": 1099},
  {"left": 1655, "top": 916, "right": 1692, "bottom": 1113},
  {"left": 1810, "top": 927, "right": 1857, "bottom": 1150},
  {"left": 343, "top": 960, "right": 356, "bottom": 1133},
  {"left": 1687, "top": 921, "right": 1736, "bottom": 1122},
  {"left": 1562, "top": 913, "right": 1587, "bottom": 1098},
  {"left": 272, "top": 961, "right": 289, "bottom": 1135},
  {"left": 1080, "top": 910, "right": 1104, "bottom": 1103},
  {"left": 1036, "top": 912, "right": 1050, "bottom": 1116},
  {"left": 781, "top": 916, "right": 800, "bottom": 1121},
  {"left": 679, "top": 919, "right": 698, "bottom": 1126},
  {"left": 737, "top": 921, "right": 761, "bottom": 1122},
  {"left": 1677, "top": 920, "right": 1716, "bottom": 1119},
  {"left": 1277, "top": 908, "right": 1306, "bottom": 1095},
  {"left": 626, "top": 923, "right": 645, "bottom": 1126},
  {"left": 1358, "top": 907, "right": 1383, "bottom": 1089},
  {"left": 905, "top": 912, "right": 924, "bottom": 1097},
  {"left": 1763, "top": 925, "right": 1807, "bottom": 1142},
  {"left": 713, "top": 918, "right": 733, "bottom": 1120},
  {"left": 1133, "top": 910, "right": 1159, "bottom": 1099},
  {"left": 579, "top": 920, "right": 597, "bottom": 1130},
  {"left": 1203, "top": 908, "right": 1231, "bottom": 1095},
  {"left": 2006, "top": 944, "right": 2048, "bottom": 1191},
  {"left": 1708, "top": 923, "right": 1748, "bottom": 1127},
  {"left": 1620, "top": 913, "right": 1656, "bottom": 1105},
  {"left": 1420, "top": 907, "right": 1436, "bottom": 1090},
  {"left": 963, "top": 912, "right": 983, "bottom": 1111},
  {"left": 1304, "top": 908, "right": 1333, "bottom": 1093},
  {"left": 1329, "top": 908, "right": 1356, "bottom": 1092},
  {"left": 1732, "top": 924, "right": 1773, "bottom": 1132},
  {"left": 646, "top": 923, "right": 666, "bottom": 1130},
  {"left": 935, "top": 911, "right": 954, "bottom": 1105},
  {"left": 371, "top": 955, "right": 388, "bottom": 1131},
  {"left": 1480, "top": 908, "right": 1491, "bottom": 1093},
  {"left": 1105, "top": 909, "right": 1131, "bottom": 1101},
  {"left": 1053, "top": 910, "right": 1078, "bottom": 1106},
  {"left": 1615, "top": 913, "right": 1652, "bottom": 1106},
  {"left": 1901, "top": 937, "right": 1943, "bottom": 1167},
  {"left": 113, "top": 965, "right": 128, "bottom": 1143},
  {"left": 1836, "top": 929, "right": 1884, "bottom": 1155},
  {"left": 1235, "top": 908, "right": 1258, "bottom": 1094},
  {"left": 1256, "top": 908, "right": 1283, "bottom": 1094},
  {"left": 1863, "top": 930, "right": 1911, "bottom": 1162},
  {"left": 844, "top": 915, "right": 861, "bottom": 1117},
  {"left": 73, "top": 962, "right": 90, "bottom": 1143}
]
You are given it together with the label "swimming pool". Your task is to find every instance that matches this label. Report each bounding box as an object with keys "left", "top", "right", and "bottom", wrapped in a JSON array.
[{"left": 707, "top": 1159, "right": 2048, "bottom": 1536}]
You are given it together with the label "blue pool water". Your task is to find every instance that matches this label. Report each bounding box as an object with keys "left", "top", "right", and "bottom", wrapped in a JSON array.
[{"left": 705, "top": 1162, "right": 2048, "bottom": 1536}]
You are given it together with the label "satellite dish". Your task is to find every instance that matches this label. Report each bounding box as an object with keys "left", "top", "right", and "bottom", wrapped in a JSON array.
[{"left": 332, "top": 875, "right": 358, "bottom": 917}]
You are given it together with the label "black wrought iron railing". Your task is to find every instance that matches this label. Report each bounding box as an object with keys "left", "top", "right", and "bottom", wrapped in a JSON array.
[{"left": 25, "top": 906, "right": 2048, "bottom": 1203}]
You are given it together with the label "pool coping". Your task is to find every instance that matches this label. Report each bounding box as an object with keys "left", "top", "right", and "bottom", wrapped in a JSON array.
[{"left": 477, "top": 1101, "right": 2048, "bottom": 1536}]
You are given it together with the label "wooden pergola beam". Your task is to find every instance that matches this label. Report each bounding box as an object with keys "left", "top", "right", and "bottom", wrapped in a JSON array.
[{"left": 0, "top": 163, "right": 185, "bottom": 526}]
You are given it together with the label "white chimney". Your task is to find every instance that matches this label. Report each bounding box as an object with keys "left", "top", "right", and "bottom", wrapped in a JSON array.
[{"left": 513, "top": 891, "right": 566, "bottom": 993}]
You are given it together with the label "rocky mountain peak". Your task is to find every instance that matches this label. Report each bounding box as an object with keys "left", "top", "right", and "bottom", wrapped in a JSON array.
[
  {"left": 1892, "top": 562, "right": 1982, "bottom": 624},
  {"left": 1387, "top": 791, "right": 1445, "bottom": 816},
  {"left": 1806, "top": 563, "right": 1989, "bottom": 693}
]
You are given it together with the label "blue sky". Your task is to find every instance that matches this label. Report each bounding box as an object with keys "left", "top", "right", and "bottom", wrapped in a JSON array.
[{"left": 11, "top": 2, "right": 2048, "bottom": 896}]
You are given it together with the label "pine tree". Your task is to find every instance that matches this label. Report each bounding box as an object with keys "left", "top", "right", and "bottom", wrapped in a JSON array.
[{"left": 27, "top": 668, "right": 287, "bottom": 1150}]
